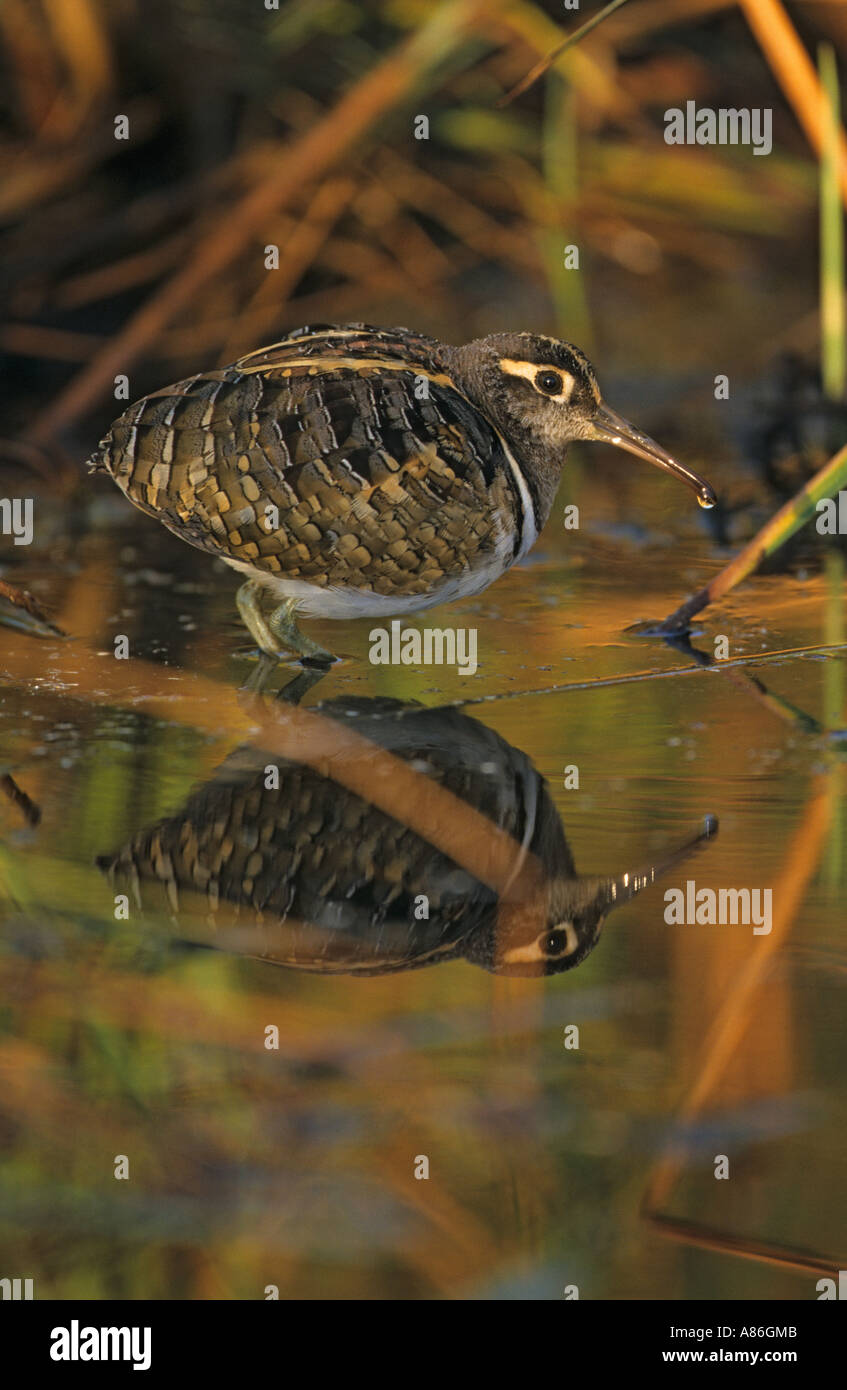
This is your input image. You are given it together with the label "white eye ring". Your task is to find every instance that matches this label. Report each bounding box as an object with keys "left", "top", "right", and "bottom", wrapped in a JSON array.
[
  {"left": 498, "top": 357, "right": 576, "bottom": 402},
  {"left": 543, "top": 920, "right": 579, "bottom": 956}
]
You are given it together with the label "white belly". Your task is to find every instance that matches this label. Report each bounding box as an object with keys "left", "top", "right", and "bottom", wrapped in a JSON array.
[{"left": 223, "top": 525, "right": 528, "bottom": 620}]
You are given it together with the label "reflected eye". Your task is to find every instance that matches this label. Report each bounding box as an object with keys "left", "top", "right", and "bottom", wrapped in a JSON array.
[
  {"left": 535, "top": 369, "right": 563, "bottom": 396},
  {"left": 544, "top": 929, "right": 569, "bottom": 956}
]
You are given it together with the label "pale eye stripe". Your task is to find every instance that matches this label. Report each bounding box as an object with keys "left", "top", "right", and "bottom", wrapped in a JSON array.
[
  {"left": 498, "top": 357, "right": 576, "bottom": 402},
  {"left": 499, "top": 919, "right": 579, "bottom": 967}
]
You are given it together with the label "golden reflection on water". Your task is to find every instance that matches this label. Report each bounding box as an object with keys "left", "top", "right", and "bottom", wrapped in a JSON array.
[{"left": 0, "top": 490, "right": 845, "bottom": 1299}]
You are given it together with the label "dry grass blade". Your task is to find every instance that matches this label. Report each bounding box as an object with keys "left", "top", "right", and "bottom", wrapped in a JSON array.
[
  {"left": 25, "top": 0, "right": 501, "bottom": 446},
  {"left": 495, "top": 0, "right": 637, "bottom": 118},
  {"left": 498, "top": 0, "right": 633, "bottom": 106},
  {"left": 739, "top": 0, "right": 847, "bottom": 207},
  {"left": 643, "top": 1215, "right": 842, "bottom": 1278},
  {"left": 218, "top": 177, "right": 357, "bottom": 361},
  {"left": 820, "top": 42, "right": 845, "bottom": 401},
  {"left": 0, "top": 97, "right": 159, "bottom": 223},
  {"left": 0, "top": 324, "right": 103, "bottom": 363},
  {"left": 374, "top": 148, "right": 539, "bottom": 270},
  {"left": 642, "top": 782, "right": 839, "bottom": 1272}
]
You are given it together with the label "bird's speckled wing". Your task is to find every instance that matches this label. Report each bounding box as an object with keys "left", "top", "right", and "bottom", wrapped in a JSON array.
[
  {"left": 90, "top": 324, "right": 526, "bottom": 596},
  {"left": 97, "top": 699, "right": 575, "bottom": 976},
  {"left": 97, "top": 699, "right": 529, "bottom": 974}
]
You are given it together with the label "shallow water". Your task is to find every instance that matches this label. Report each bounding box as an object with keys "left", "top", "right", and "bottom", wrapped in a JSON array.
[{"left": 1, "top": 447, "right": 844, "bottom": 1300}]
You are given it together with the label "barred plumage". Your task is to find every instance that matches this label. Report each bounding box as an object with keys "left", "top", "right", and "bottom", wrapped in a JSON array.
[
  {"left": 90, "top": 323, "right": 716, "bottom": 662},
  {"left": 97, "top": 698, "right": 715, "bottom": 976}
]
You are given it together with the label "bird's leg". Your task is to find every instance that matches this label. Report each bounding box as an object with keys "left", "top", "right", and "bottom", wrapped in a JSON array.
[
  {"left": 239, "top": 652, "right": 283, "bottom": 695},
  {"left": 236, "top": 581, "right": 336, "bottom": 666},
  {"left": 236, "top": 579, "right": 285, "bottom": 655},
  {"left": 269, "top": 597, "right": 336, "bottom": 666},
  {"left": 274, "top": 666, "right": 329, "bottom": 705}
]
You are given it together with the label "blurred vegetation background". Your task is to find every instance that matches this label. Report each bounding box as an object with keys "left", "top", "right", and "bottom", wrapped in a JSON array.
[
  {"left": 1, "top": 0, "right": 846, "bottom": 1302},
  {"left": 0, "top": 0, "right": 843, "bottom": 456}
]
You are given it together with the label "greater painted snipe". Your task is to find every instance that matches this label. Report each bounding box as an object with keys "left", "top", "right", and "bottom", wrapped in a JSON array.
[{"left": 89, "top": 324, "right": 717, "bottom": 664}]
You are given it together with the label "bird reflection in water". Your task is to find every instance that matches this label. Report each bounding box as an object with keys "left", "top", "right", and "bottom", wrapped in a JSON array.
[{"left": 98, "top": 695, "right": 717, "bottom": 977}]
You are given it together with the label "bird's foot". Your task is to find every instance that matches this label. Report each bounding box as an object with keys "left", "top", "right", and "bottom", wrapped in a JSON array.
[
  {"left": 236, "top": 582, "right": 337, "bottom": 668},
  {"left": 268, "top": 598, "right": 337, "bottom": 667}
]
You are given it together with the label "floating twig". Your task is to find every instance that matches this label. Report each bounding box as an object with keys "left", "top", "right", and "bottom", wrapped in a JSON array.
[
  {"left": 657, "top": 442, "right": 847, "bottom": 635},
  {"left": 0, "top": 579, "right": 65, "bottom": 638},
  {"left": 0, "top": 773, "right": 41, "bottom": 827}
]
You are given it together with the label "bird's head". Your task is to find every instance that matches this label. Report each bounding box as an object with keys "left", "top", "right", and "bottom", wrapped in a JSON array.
[
  {"left": 467, "top": 814, "right": 719, "bottom": 978},
  {"left": 447, "top": 332, "right": 716, "bottom": 513}
]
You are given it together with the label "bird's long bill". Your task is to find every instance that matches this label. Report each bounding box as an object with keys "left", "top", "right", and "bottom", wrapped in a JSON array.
[
  {"left": 588, "top": 403, "right": 717, "bottom": 510},
  {"left": 594, "top": 814, "right": 719, "bottom": 912}
]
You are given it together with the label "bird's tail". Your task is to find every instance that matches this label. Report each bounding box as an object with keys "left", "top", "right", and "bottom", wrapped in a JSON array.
[{"left": 86, "top": 434, "right": 112, "bottom": 474}]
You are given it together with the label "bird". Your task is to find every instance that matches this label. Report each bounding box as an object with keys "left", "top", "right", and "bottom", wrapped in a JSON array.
[
  {"left": 89, "top": 323, "right": 717, "bottom": 665},
  {"left": 97, "top": 695, "right": 718, "bottom": 977}
]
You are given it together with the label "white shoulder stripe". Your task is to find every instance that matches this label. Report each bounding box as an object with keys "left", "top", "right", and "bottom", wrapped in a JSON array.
[{"left": 493, "top": 430, "right": 539, "bottom": 558}]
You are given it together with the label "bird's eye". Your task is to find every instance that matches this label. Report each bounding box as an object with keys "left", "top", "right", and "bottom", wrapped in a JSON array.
[
  {"left": 544, "top": 929, "right": 568, "bottom": 956},
  {"left": 535, "top": 369, "right": 563, "bottom": 396}
]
